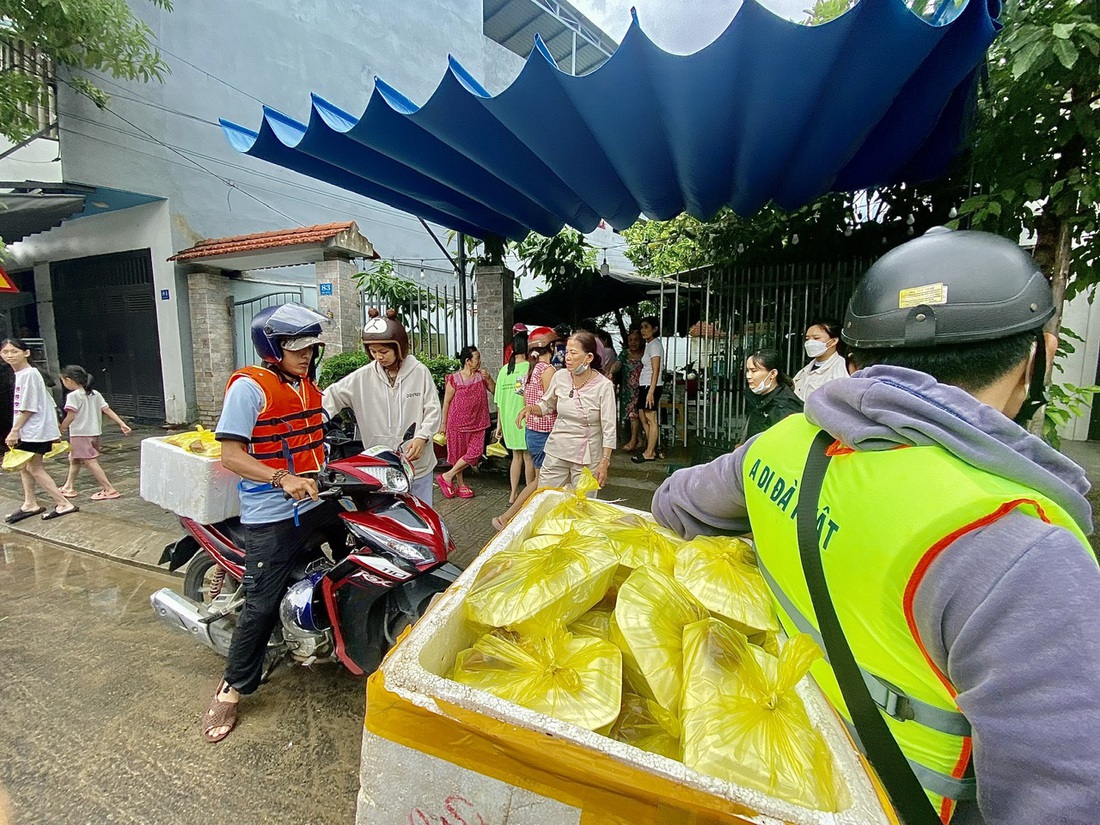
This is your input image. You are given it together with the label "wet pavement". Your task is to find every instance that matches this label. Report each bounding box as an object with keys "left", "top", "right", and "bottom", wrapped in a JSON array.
[{"left": 0, "top": 535, "right": 364, "bottom": 825}]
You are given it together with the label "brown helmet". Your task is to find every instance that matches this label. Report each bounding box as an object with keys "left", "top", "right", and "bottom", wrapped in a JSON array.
[{"left": 362, "top": 308, "right": 410, "bottom": 360}]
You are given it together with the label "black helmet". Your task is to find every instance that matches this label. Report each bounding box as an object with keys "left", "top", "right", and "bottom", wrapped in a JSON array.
[
  {"left": 842, "top": 227, "right": 1054, "bottom": 349},
  {"left": 362, "top": 307, "right": 410, "bottom": 360},
  {"left": 251, "top": 303, "right": 328, "bottom": 364}
]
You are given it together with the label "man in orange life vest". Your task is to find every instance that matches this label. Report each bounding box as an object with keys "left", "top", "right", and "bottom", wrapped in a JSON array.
[
  {"left": 202, "top": 303, "right": 343, "bottom": 743},
  {"left": 653, "top": 229, "right": 1100, "bottom": 823}
]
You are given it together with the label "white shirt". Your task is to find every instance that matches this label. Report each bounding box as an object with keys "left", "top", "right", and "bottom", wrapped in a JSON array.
[
  {"left": 536, "top": 369, "right": 617, "bottom": 465},
  {"left": 13, "top": 367, "right": 60, "bottom": 442},
  {"left": 639, "top": 339, "right": 664, "bottom": 387},
  {"left": 65, "top": 389, "right": 109, "bottom": 437},
  {"left": 792, "top": 351, "right": 849, "bottom": 401}
]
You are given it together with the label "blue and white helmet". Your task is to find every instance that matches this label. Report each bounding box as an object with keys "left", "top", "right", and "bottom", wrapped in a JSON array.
[{"left": 250, "top": 303, "right": 328, "bottom": 364}]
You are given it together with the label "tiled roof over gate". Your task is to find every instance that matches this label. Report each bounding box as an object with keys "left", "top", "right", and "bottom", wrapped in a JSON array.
[{"left": 169, "top": 221, "right": 377, "bottom": 262}]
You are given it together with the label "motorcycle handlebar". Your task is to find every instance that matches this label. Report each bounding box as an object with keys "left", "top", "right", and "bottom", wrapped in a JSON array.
[{"left": 282, "top": 485, "right": 343, "bottom": 501}]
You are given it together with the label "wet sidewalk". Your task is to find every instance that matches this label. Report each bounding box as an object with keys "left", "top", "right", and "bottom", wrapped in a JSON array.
[{"left": 0, "top": 426, "right": 664, "bottom": 572}]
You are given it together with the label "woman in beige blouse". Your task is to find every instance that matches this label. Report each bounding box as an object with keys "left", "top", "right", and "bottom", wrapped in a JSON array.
[{"left": 517, "top": 331, "right": 617, "bottom": 492}]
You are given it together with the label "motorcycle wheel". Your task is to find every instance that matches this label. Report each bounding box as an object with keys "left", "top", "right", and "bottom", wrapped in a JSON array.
[
  {"left": 383, "top": 593, "right": 440, "bottom": 650},
  {"left": 183, "top": 555, "right": 241, "bottom": 604}
]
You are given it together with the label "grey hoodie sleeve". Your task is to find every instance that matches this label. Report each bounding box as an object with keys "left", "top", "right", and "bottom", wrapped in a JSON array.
[
  {"left": 414, "top": 364, "right": 441, "bottom": 442},
  {"left": 321, "top": 372, "right": 353, "bottom": 419},
  {"left": 913, "top": 511, "right": 1100, "bottom": 824},
  {"left": 651, "top": 438, "right": 757, "bottom": 538}
]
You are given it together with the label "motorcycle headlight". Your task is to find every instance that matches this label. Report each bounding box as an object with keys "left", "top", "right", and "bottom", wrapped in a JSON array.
[
  {"left": 361, "top": 466, "right": 410, "bottom": 493},
  {"left": 346, "top": 522, "right": 435, "bottom": 564}
]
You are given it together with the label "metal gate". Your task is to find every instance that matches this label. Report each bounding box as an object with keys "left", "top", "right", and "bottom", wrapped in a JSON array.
[
  {"left": 232, "top": 290, "right": 304, "bottom": 368},
  {"left": 51, "top": 249, "right": 165, "bottom": 422}
]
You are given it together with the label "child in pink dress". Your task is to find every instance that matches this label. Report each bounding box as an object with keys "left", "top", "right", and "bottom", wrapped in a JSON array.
[{"left": 437, "top": 346, "right": 493, "bottom": 499}]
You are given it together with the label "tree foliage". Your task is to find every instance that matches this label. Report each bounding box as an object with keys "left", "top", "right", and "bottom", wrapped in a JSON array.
[{"left": 0, "top": 0, "right": 173, "bottom": 143}]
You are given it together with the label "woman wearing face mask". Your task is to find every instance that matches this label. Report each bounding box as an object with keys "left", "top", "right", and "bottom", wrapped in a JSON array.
[
  {"left": 517, "top": 331, "right": 616, "bottom": 493},
  {"left": 792, "top": 319, "right": 849, "bottom": 402},
  {"left": 742, "top": 348, "right": 802, "bottom": 442}
]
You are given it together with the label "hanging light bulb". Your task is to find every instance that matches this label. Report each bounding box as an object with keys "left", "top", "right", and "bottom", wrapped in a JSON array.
[
  {"left": 906, "top": 214, "right": 915, "bottom": 226},
  {"left": 791, "top": 234, "right": 799, "bottom": 245},
  {"left": 419, "top": 260, "right": 425, "bottom": 279},
  {"left": 844, "top": 227, "right": 853, "bottom": 237},
  {"left": 907, "top": 226, "right": 915, "bottom": 236},
  {"left": 736, "top": 243, "right": 745, "bottom": 253},
  {"left": 949, "top": 206, "right": 958, "bottom": 218}
]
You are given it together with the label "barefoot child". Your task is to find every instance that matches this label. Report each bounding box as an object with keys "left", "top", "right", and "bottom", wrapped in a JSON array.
[
  {"left": 1, "top": 338, "right": 77, "bottom": 521},
  {"left": 58, "top": 365, "right": 131, "bottom": 500}
]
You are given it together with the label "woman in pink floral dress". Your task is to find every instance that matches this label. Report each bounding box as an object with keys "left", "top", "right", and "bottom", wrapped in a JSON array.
[{"left": 437, "top": 345, "right": 493, "bottom": 499}]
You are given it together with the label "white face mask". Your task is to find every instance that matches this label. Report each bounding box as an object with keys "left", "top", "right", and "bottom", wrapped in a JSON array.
[
  {"left": 805, "top": 339, "right": 829, "bottom": 359},
  {"left": 572, "top": 363, "right": 589, "bottom": 376},
  {"left": 750, "top": 376, "right": 773, "bottom": 395}
]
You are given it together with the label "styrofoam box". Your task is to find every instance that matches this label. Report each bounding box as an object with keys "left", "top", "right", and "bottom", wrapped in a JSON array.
[
  {"left": 139, "top": 436, "right": 240, "bottom": 523},
  {"left": 358, "top": 490, "right": 893, "bottom": 825}
]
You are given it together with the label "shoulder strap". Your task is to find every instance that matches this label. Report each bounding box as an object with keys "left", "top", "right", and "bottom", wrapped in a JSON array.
[{"left": 797, "top": 430, "right": 942, "bottom": 825}]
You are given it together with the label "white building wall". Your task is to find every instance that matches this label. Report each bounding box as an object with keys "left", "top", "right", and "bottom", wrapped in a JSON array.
[{"left": 1056, "top": 286, "right": 1100, "bottom": 442}]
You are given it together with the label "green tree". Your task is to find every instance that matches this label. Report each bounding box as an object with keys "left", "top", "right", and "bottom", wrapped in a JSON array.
[{"left": 0, "top": 0, "right": 173, "bottom": 144}]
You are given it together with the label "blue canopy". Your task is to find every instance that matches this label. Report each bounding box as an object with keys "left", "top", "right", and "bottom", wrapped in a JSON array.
[{"left": 221, "top": 0, "right": 1000, "bottom": 242}]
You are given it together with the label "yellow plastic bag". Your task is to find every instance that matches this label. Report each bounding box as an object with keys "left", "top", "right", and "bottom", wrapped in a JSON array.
[
  {"left": 576, "top": 514, "right": 683, "bottom": 573},
  {"left": 674, "top": 535, "right": 780, "bottom": 635},
  {"left": 452, "top": 626, "right": 623, "bottom": 730},
  {"left": 611, "top": 693, "right": 682, "bottom": 761},
  {"left": 432, "top": 431, "right": 447, "bottom": 446},
  {"left": 534, "top": 469, "right": 621, "bottom": 535},
  {"left": 465, "top": 529, "right": 618, "bottom": 631},
  {"left": 1, "top": 448, "right": 34, "bottom": 471},
  {"left": 680, "top": 619, "right": 848, "bottom": 812},
  {"left": 568, "top": 605, "right": 614, "bottom": 640},
  {"left": 610, "top": 567, "right": 708, "bottom": 714},
  {"left": 44, "top": 440, "right": 70, "bottom": 460},
  {"left": 163, "top": 425, "right": 221, "bottom": 457},
  {"left": 485, "top": 436, "right": 508, "bottom": 458}
]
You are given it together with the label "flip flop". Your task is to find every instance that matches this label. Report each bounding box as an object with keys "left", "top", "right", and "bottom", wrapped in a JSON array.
[
  {"left": 58, "top": 489, "right": 78, "bottom": 498},
  {"left": 436, "top": 474, "right": 456, "bottom": 499},
  {"left": 202, "top": 694, "right": 239, "bottom": 744},
  {"left": 43, "top": 505, "right": 79, "bottom": 520},
  {"left": 457, "top": 486, "right": 474, "bottom": 499},
  {"left": 90, "top": 490, "right": 122, "bottom": 501},
  {"left": 5, "top": 507, "right": 45, "bottom": 524},
  {"left": 631, "top": 454, "right": 657, "bottom": 464}
]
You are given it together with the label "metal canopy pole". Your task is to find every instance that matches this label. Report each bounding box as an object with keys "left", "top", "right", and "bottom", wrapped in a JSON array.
[{"left": 457, "top": 232, "right": 469, "bottom": 349}]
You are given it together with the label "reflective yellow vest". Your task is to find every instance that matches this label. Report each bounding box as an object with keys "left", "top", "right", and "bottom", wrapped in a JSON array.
[{"left": 743, "top": 414, "right": 1092, "bottom": 822}]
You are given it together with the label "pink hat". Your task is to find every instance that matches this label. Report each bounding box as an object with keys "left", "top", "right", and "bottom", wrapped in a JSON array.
[{"left": 512, "top": 323, "right": 528, "bottom": 333}]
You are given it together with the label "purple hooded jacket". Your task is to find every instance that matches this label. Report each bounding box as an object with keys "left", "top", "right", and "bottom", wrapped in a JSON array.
[{"left": 652, "top": 366, "right": 1100, "bottom": 825}]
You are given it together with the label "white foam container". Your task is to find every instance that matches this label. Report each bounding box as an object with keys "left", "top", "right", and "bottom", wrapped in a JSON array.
[
  {"left": 357, "top": 490, "right": 893, "bottom": 825},
  {"left": 139, "top": 436, "right": 240, "bottom": 522}
]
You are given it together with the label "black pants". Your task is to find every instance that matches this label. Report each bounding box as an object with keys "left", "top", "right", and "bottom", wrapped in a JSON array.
[{"left": 223, "top": 501, "right": 343, "bottom": 694}]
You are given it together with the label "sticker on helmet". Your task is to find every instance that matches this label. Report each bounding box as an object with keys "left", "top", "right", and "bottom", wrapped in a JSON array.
[{"left": 899, "top": 283, "right": 948, "bottom": 308}]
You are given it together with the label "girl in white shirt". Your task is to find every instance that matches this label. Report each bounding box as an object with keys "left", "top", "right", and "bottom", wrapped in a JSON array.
[
  {"left": 792, "top": 319, "right": 850, "bottom": 402},
  {"left": 1, "top": 338, "right": 76, "bottom": 521},
  {"left": 58, "top": 364, "right": 132, "bottom": 500}
]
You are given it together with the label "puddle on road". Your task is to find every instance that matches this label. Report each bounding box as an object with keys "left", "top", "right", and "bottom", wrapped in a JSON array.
[{"left": 0, "top": 535, "right": 176, "bottom": 619}]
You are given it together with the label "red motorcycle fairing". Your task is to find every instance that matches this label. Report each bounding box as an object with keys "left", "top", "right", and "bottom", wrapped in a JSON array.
[
  {"left": 180, "top": 516, "right": 246, "bottom": 578},
  {"left": 339, "top": 492, "right": 451, "bottom": 569}
]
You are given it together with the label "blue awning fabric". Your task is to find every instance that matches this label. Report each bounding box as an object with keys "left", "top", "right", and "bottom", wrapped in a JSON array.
[{"left": 221, "top": 0, "right": 1001, "bottom": 242}]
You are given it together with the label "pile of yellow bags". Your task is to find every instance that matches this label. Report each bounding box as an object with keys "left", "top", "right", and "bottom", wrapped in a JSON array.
[
  {"left": 450, "top": 498, "right": 849, "bottom": 812},
  {"left": 163, "top": 425, "right": 221, "bottom": 457}
]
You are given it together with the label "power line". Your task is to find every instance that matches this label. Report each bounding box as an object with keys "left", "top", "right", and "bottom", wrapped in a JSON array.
[{"left": 153, "top": 45, "right": 269, "bottom": 106}]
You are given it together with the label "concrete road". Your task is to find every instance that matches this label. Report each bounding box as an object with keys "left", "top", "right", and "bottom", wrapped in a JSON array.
[{"left": 0, "top": 534, "right": 364, "bottom": 825}]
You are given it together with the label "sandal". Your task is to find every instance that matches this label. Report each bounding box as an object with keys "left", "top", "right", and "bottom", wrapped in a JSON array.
[
  {"left": 5, "top": 507, "right": 44, "bottom": 524},
  {"left": 43, "top": 505, "right": 79, "bottom": 520},
  {"left": 90, "top": 490, "right": 122, "bottom": 501},
  {"left": 456, "top": 486, "right": 474, "bottom": 499},
  {"left": 631, "top": 454, "right": 657, "bottom": 464},
  {"left": 202, "top": 694, "right": 239, "bottom": 743},
  {"left": 58, "top": 488, "right": 78, "bottom": 498},
  {"left": 436, "top": 474, "right": 456, "bottom": 499}
]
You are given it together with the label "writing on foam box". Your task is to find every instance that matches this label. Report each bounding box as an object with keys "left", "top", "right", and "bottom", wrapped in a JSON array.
[{"left": 139, "top": 436, "right": 240, "bottom": 523}]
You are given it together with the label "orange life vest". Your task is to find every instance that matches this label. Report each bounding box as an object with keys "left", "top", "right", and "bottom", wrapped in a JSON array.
[{"left": 224, "top": 365, "right": 325, "bottom": 474}]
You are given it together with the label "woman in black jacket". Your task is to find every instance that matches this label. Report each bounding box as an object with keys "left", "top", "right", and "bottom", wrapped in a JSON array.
[{"left": 742, "top": 348, "right": 802, "bottom": 442}]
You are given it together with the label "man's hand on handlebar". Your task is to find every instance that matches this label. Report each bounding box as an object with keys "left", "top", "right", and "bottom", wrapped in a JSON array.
[{"left": 281, "top": 474, "right": 320, "bottom": 501}]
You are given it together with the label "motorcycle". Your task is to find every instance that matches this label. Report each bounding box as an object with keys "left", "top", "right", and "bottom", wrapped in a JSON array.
[{"left": 149, "top": 434, "right": 461, "bottom": 678}]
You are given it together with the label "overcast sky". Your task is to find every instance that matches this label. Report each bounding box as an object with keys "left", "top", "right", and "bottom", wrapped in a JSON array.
[{"left": 568, "top": 0, "right": 812, "bottom": 53}]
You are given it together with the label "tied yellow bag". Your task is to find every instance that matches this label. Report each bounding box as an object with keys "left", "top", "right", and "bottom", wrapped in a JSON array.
[
  {"left": 680, "top": 618, "right": 849, "bottom": 812},
  {"left": 568, "top": 605, "right": 614, "bottom": 641},
  {"left": 451, "top": 626, "right": 623, "bottom": 731},
  {"left": 44, "top": 440, "right": 70, "bottom": 460},
  {"left": 611, "top": 693, "right": 682, "bottom": 761},
  {"left": 485, "top": 437, "right": 508, "bottom": 458},
  {"left": 465, "top": 530, "right": 618, "bottom": 631},
  {"left": 1, "top": 448, "right": 34, "bottom": 472},
  {"left": 610, "top": 567, "right": 708, "bottom": 714},
  {"left": 163, "top": 425, "right": 221, "bottom": 457},
  {"left": 534, "top": 469, "right": 621, "bottom": 535},
  {"left": 432, "top": 432, "right": 447, "bottom": 446},
  {"left": 575, "top": 513, "right": 683, "bottom": 574},
  {"left": 674, "top": 535, "right": 780, "bottom": 635}
]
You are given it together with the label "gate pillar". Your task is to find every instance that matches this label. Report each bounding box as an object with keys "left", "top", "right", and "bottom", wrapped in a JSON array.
[
  {"left": 188, "top": 269, "right": 234, "bottom": 425},
  {"left": 474, "top": 264, "right": 514, "bottom": 371},
  {"left": 316, "top": 255, "right": 361, "bottom": 356}
]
